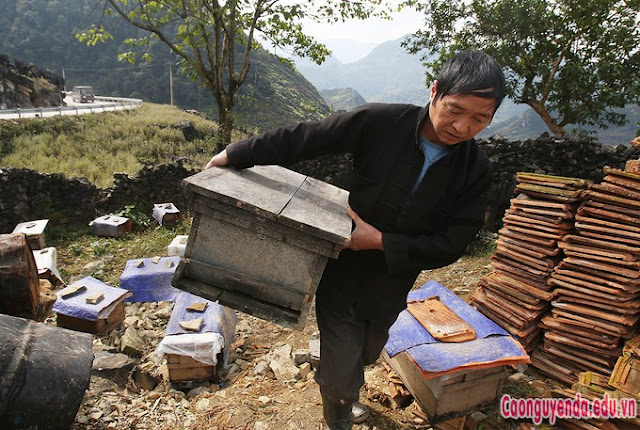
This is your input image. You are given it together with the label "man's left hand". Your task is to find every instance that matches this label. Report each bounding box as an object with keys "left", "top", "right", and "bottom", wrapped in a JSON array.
[{"left": 346, "top": 207, "right": 384, "bottom": 251}]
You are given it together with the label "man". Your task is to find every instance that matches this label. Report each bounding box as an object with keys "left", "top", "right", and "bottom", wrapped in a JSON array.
[{"left": 205, "top": 50, "right": 505, "bottom": 430}]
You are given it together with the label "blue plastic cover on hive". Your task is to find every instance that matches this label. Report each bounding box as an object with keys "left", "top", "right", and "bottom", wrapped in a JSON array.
[
  {"left": 52, "top": 276, "right": 130, "bottom": 320},
  {"left": 157, "top": 291, "right": 237, "bottom": 366},
  {"left": 384, "top": 280, "right": 528, "bottom": 374},
  {"left": 120, "top": 256, "right": 181, "bottom": 302}
]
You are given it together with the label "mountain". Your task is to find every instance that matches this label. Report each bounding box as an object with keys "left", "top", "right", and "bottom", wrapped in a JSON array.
[
  {"left": 479, "top": 105, "right": 640, "bottom": 146},
  {"left": 319, "top": 88, "right": 367, "bottom": 112},
  {"left": 296, "top": 37, "right": 638, "bottom": 145},
  {"left": 0, "top": 0, "right": 329, "bottom": 132},
  {"left": 295, "top": 36, "right": 428, "bottom": 103}
]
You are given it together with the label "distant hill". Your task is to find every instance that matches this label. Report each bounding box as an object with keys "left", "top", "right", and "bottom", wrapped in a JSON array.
[
  {"left": 479, "top": 105, "right": 640, "bottom": 146},
  {"left": 319, "top": 88, "right": 367, "bottom": 112},
  {"left": 295, "top": 36, "right": 427, "bottom": 102},
  {"left": 296, "top": 37, "right": 638, "bottom": 145}
]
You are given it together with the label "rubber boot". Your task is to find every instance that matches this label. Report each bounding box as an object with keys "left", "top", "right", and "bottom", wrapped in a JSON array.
[
  {"left": 322, "top": 397, "right": 353, "bottom": 430},
  {"left": 351, "top": 401, "right": 369, "bottom": 423}
]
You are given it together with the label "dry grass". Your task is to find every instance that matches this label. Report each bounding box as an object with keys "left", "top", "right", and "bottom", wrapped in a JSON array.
[{"left": 0, "top": 103, "right": 246, "bottom": 188}]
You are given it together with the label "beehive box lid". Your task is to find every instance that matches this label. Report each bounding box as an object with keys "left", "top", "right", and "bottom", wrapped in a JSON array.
[{"left": 184, "top": 165, "right": 351, "bottom": 246}]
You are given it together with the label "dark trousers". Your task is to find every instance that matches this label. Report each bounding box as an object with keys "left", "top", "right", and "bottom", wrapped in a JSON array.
[{"left": 314, "top": 288, "right": 399, "bottom": 428}]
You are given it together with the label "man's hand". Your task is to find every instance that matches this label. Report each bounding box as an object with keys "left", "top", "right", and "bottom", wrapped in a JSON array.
[
  {"left": 205, "top": 149, "right": 228, "bottom": 169},
  {"left": 346, "top": 207, "right": 384, "bottom": 251}
]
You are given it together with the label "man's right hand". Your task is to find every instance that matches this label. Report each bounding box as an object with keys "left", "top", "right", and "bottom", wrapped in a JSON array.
[{"left": 205, "top": 149, "right": 228, "bottom": 169}]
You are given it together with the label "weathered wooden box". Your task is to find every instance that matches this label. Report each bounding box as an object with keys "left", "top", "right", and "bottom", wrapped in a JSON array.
[
  {"left": 383, "top": 350, "right": 510, "bottom": 423},
  {"left": 166, "top": 353, "right": 219, "bottom": 382},
  {"left": 56, "top": 301, "right": 126, "bottom": 335},
  {"left": 172, "top": 165, "right": 351, "bottom": 329}
]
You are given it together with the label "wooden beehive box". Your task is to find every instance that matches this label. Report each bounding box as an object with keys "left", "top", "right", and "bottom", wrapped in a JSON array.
[
  {"left": 53, "top": 276, "right": 130, "bottom": 335},
  {"left": 383, "top": 350, "right": 510, "bottom": 423},
  {"left": 172, "top": 165, "right": 351, "bottom": 329},
  {"left": 166, "top": 353, "right": 219, "bottom": 382},
  {"left": 56, "top": 301, "right": 125, "bottom": 335}
]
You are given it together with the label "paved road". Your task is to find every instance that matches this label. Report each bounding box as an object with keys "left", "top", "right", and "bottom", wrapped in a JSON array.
[{"left": 0, "top": 95, "right": 142, "bottom": 120}]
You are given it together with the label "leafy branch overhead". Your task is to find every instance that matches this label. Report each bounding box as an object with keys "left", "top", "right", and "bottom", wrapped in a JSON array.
[
  {"left": 401, "top": 0, "right": 640, "bottom": 137},
  {"left": 77, "top": 0, "right": 389, "bottom": 149}
]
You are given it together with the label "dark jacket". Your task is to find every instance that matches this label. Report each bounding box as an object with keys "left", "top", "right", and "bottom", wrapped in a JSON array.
[{"left": 226, "top": 103, "right": 491, "bottom": 317}]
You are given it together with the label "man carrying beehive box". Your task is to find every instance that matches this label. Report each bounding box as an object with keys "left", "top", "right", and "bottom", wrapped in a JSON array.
[{"left": 205, "top": 50, "right": 506, "bottom": 430}]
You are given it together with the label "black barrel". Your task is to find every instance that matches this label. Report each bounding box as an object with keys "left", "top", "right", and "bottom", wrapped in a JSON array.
[{"left": 0, "top": 313, "right": 94, "bottom": 429}]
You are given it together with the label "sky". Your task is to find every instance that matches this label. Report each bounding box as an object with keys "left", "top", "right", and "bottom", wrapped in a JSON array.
[{"left": 299, "top": 5, "right": 425, "bottom": 63}]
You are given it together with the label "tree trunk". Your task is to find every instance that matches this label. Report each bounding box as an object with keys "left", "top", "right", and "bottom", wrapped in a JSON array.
[
  {"left": 216, "top": 105, "right": 234, "bottom": 154},
  {"left": 527, "top": 101, "right": 566, "bottom": 138}
]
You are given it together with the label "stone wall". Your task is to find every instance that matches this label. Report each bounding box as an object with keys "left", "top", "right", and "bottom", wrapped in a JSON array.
[
  {"left": 0, "top": 163, "right": 197, "bottom": 233},
  {"left": 0, "top": 167, "right": 101, "bottom": 233},
  {"left": 1, "top": 137, "right": 638, "bottom": 234}
]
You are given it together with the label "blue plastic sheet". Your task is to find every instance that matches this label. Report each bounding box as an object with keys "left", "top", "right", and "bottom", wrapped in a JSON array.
[
  {"left": 52, "top": 276, "right": 130, "bottom": 321},
  {"left": 157, "top": 291, "right": 237, "bottom": 366},
  {"left": 385, "top": 280, "right": 509, "bottom": 357},
  {"left": 384, "top": 280, "right": 527, "bottom": 374},
  {"left": 404, "top": 336, "right": 526, "bottom": 374},
  {"left": 120, "top": 256, "right": 181, "bottom": 302},
  {"left": 166, "top": 291, "right": 235, "bottom": 337}
]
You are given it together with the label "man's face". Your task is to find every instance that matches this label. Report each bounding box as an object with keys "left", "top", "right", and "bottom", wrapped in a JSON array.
[{"left": 425, "top": 82, "right": 497, "bottom": 146}]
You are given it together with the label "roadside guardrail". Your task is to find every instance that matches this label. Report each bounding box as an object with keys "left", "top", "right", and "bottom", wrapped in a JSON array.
[{"left": 0, "top": 96, "right": 143, "bottom": 120}]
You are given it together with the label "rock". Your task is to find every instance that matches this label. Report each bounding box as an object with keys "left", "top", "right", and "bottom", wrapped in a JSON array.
[
  {"left": 508, "top": 372, "right": 527, "bottom": 383},
  {"left": 464, "top": 411, "right": 488, "bottom": 430},
  {"left": 188, "top": 386, "right": 211, "bottom": 399},
  {"left": 92, "top": 350, "right": 133, "bottom": 371},
  {"left": 269, "top": 344, "right": 300, "bottom": 381},
  {"left": 309, "top": 339, "right": 320, "bottom": 369},
  {"left": 120, "top": 326, "right": 145, "bottom": 356},
  {"left": 88, "top": 376, "right": 119, "bottom": 395},
  {"left": 195, "top": 398, "right": 211, "bottom": 412},
  {"left": 254, "top": 361, "right": 271, "bottom": 377},
  {"left": 293, "top": 349, "right": 310, "bottom": 365},
  {"left": 91, "top": 351, "right": 134, "bottom": 386},
  {"left": 132, "top": 367, "right": 160, "bottom": 391},
  {"left": 258, "top": 395, "right": 271, "bottom": 406},
  {"left": 299, "top": 362, "right": 312, "bottom": 380},
  {"left": 254, "top": 422, "right": 269, "bottom": 430},
  {"left": 82, "top": 259, "right": 106, "bottom": 274}
]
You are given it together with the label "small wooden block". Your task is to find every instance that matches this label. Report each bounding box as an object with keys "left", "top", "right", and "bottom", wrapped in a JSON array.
[
  {"left": 179, "top": 317, "right": 204, "bottom": 332},
  {"left": 186, "top": 302, "right": 208, "bottom": 312},
  {"left": 60, "top": 285, "right": 87, "bottom": 299},
  {"left": 151, "top": 256, "right": 161, "bottom": 264},
  {"left": 86, "top": 293, "right": 104, "bottom": 305},
  {"left": 407, "top": 296, "right": 476, "bottom": 343},
  {"left": 135, "top": 260, "right": 145, "bottom": 268}
]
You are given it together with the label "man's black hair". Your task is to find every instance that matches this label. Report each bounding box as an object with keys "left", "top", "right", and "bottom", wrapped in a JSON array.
[{"left": 434, "top": 50, "right": 506, "bottom": 111}]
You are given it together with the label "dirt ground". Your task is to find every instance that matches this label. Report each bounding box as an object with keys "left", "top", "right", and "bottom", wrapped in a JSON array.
[{"left": 61, "top": 253, "right": 556, "bottom": 430}]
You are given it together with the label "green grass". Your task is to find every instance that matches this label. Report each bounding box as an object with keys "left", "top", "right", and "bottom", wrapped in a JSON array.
[
  {"left": 54, "top": 216, "right": 192, "bottom": 287},
  {"left": 0, "top": 103, "right": 246, "bottom": 188}
]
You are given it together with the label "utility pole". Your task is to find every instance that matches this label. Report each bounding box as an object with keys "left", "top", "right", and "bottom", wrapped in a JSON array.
[{"left": 169, "top": 63, "right": 174, "bottom": 106}]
